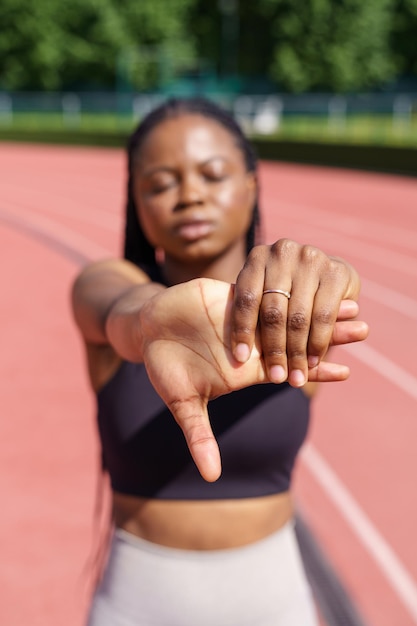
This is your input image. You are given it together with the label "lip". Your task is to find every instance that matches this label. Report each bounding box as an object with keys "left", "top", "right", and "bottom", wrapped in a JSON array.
[{"left": 175, "top": 219, "right": 215, "bottom": 241}]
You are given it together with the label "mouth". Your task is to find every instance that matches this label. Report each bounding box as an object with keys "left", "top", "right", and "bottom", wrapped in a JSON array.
[{"left": 175, "top": 220, "right": 215, "bottom": 241}]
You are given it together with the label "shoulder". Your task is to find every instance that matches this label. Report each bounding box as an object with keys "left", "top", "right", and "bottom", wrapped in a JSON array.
[{"left": 71, "top": 258, "right": 152, "bottom": 392}]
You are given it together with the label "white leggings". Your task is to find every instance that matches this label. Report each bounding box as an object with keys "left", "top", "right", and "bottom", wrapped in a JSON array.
[{"left": 86, "top": 520, "right": 318, "bottom": 626}]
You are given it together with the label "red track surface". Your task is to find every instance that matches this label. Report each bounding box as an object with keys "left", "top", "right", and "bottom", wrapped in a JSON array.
[{"left": 0, "top": 142, "right": 416, "bottom": 626}]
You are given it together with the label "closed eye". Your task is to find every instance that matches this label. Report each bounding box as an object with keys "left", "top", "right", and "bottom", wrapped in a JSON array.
[
  {"left": 148, "top": 176, "right": 178, "bottom": 195},
  {"left": 203, "top": 172, "right": 228, "bottom": 183},
  {"left": 150, "top": 182, "right": 176, "bottom": 194}
]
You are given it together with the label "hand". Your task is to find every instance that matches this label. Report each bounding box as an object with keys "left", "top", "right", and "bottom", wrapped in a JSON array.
[
  {"left": 139, "top": 277, "right": 368, "bottom": 482},
  {"left": 230, "top": 239, "right": 362, "bottom": 387}
]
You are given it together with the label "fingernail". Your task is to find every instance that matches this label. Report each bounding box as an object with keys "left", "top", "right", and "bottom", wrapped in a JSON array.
[
  {"left": 308, "top": 356, "right": 319, "bottom": 368},
  {"left": 234, "top": 343, "right": 250, "bottom": 363},
  {"left": 290, "top": 369, "right": 305, "bottom": 387},
  {"left": 269, "top": 365, "right": 286, "bottom": 383}
]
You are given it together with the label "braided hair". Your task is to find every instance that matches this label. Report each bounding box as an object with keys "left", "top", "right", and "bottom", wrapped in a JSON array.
[{"left": 124, "top": 97, "right": 262, "bottom": 267}]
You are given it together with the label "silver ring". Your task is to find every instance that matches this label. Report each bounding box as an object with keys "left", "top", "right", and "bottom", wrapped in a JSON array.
[{"left": 262, "top": 288, "right": 291, "bottom": 299}]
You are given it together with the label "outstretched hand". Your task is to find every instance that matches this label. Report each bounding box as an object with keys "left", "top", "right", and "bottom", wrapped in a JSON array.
[
  {"left": 138, "top": 278, "right": 368, "bottom": 482},
  {"left": 231, "top": 239, "right": 362, "bottom": 387}
]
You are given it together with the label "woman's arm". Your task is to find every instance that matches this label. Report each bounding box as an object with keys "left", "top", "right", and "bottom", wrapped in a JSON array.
[
  {"left": 71, "top": 259, "right": 166, "bottom": 389},
  {"left": 71, "top": 258, "right": 165, "bottom": 350},
  {"left": 137, "top": 278, "right": 368, "bottom": 482},
  {"left": 71, "top": 251, "right": 368, "bottom": 482}
]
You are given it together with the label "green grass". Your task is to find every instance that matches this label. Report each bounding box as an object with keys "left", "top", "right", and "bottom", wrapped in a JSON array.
[
  {"left": 1, "top": 112, "right": 417, "bottom": 149},
  {"left": 259, "top": 114, "right": 417, "bottom": 148},
  {"left": 0, "top": 112, "right": 137, "bottom": 133}
]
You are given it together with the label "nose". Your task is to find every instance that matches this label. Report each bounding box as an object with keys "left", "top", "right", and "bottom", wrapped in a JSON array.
[{"left": 176, "top": 174, "right": 204, "bottom": 210}]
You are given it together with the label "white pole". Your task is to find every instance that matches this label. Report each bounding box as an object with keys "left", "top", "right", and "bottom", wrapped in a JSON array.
[
  {"left": 0, "top": 93, "right": 13, "bottom": 126},
  {"left": 328, "top": 95, "right": 347, "bottom": 131},
  {"left": 62, "top": 93, "right": 81, "bottom": 128},
  {"left": 393, "top": 95, "right": 412, "bottom": 132}
]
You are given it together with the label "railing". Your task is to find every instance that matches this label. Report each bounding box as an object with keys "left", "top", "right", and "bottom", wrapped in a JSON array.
[{"left": 1, "top": 91, "right": 416, "bottom": 146}]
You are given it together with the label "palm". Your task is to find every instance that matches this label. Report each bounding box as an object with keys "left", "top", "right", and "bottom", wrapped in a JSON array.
[
  {"left": 141, "top": 279, "right": 265, "bottom": 396},
  {"left": 139, "top": 278, "right": 366, "bottom": 482}
]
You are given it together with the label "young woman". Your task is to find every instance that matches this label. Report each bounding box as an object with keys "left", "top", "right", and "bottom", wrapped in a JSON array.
[{"left": 72, "top": 97, "right": 368, "bottom": 626}]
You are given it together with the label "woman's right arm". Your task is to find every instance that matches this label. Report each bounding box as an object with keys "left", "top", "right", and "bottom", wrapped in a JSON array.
[
  {"left": 72, "top": 269, "right": 368, "bottom": 481},
  {"left": 71, "top": 258, "right": 165, "bottom": 356}
]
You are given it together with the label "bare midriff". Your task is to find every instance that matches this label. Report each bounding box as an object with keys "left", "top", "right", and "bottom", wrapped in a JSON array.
[{"left": 113, "top": 491, "right": 293, "bottom": 550}]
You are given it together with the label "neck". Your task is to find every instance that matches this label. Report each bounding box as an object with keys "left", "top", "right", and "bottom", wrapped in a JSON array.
[{"left": 162, "top": 243, "right": 247, "bottom": 286}]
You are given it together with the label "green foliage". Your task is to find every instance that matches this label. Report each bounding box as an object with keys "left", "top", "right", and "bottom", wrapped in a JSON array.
[
  {"left": 0, "top": 0, "right": 196, "bottom": 90},
  {"left": 1, "top": 0, "right": 416, "bottom": 93},
  {"left": 259, "top": 0, "right": 397, "bottom": 92},
  {"left": 190, "top": 0, "right": 414, "bottom": 93},
  {"left": 391, "top": 0, "right": 417, "bottom": 77}
]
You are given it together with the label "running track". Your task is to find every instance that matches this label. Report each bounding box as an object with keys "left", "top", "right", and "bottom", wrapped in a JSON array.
[{"left": 0, "top": 142, "right": 416, "bottom": 626}]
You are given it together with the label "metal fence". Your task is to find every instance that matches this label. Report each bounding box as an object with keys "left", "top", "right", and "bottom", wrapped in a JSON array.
[{"left": 0, "top": 90, "right": 416, "bottom": 136}]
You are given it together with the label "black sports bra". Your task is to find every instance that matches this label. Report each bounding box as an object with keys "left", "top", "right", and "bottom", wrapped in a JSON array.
[{"left": 97, "top": 360, "right": 310, "bottom": 500}]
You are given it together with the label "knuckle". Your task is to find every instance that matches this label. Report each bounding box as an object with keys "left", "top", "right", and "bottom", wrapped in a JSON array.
[
  {"left": 288, "top": 311, "right": 308, "bottom": 332},
  {"left": 243, "top": 245, "right": 267, "bottom": 268},
  {"left": 234, "top": 289, "right": 258, "bottom": 313},
  {"left": 271, "top": 238, "right": 295, "bottom": 259},
  {"left": 323, "top": 258, "right": 348, "bottom": 285},
  {"left": 234, "top": 326, "right": 253, "bottom": 342},
  {"left": 260, "top": 306, "right": 285, "bottom": 327},
  {"left": 300, "top": 244, "right": 325, "bottom": 266},
  {"left": 331, "top": 260, "right": 349, "bottom": 283},
  {"left": 312, "top": 307, "right": 334, "bottom": 327},
  {"left": 287, "top": 348, "right": 306, "bottom": 362},
  {"left": 263, "top": 346, "right": 286, "bottom": 359}
]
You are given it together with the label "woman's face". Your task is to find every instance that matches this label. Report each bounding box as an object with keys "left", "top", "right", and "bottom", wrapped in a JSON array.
[{"left": 132, "top": 113, "right": 256, "bottom": 267}]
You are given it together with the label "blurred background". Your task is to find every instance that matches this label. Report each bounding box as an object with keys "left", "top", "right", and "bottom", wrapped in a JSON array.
[
  {"left": 1, "top": 2, "right": 417, "bottom": 626},
  {"left": 1, "top": 0, "right": 417, "bottom": 156}
]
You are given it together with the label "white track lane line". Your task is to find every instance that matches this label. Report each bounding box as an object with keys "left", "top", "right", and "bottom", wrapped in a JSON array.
[
  {"left": 360, "top": 277, "right": 417, "bottom": 321},
  {"left": 0, "top": 206, "right": 112, "bottom": 260},
  {"left": 301, "top": 443, "right": 417, "bottom": 624},
  {"left": 270, "top": 199, "right": 417, "bottom": 252},
  {"left": 0, "top": 184, "right": 121, "bottom": 230},
  {"left": 5, "top": 194, "right": 417, "bottom": 620},
  {"left": 342, "top": 342, "right": 417, "bottom": 402}
]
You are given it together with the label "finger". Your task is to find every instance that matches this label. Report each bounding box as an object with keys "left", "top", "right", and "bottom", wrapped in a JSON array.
[
  {"left": 307, "top": 305, "right": 367, "bottom": 372},
  {"left": 308, "top": 360, "right": 350, "bottom": 382},
  {"left": 285, "top": 282, "right": 319, "bottom": 388},
  {"left": 331, "top": 320, "right": 369, "bottom": 346},
  {"left": 337, "top": 299, "right": 359, "bottom": 321},
  {"left": 259, "top": 241, "right": 305, "bottom": 384},
  {"left": 306, "top": 291, "right": 341, "bottom": 372},
  {"left": 306, "top": 257, "right": 356, "bottom": 369},
  {"left": 258, "top": 240, "right": 301, "bottom": 383},
  {"left": 307, "top": 320, "right": 369, "bottom": 382},
  {"left": 230, "top": 249, "right": 267, "bottom": 363},
  {"left": 259, "top": 289, "right": 291, "bottom": 383},
  {"left": 169, "top": 395, "right": 222, "bottom": 482}
]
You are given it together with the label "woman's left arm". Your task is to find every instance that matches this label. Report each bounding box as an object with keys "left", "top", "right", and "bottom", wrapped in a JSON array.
[{"left": 230, "top": 239, "right": 362, "bottom": 388}]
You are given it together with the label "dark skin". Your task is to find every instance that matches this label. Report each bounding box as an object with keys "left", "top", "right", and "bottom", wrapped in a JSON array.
[{"left": 72, "top": 114, "right": 368, "bottom": 549}]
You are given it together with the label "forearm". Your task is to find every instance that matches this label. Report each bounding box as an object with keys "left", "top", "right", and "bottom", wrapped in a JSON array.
[
  {"left": 105, "top": 282, "right": 165, "bottom": 361},
  {"left": 71, "top": 258, "right": 164, "bottom": 350}
]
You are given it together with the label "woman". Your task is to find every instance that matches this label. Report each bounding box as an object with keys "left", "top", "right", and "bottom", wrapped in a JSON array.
[{"left": 72, "top": 97, "right": 368, "bottom": 625}]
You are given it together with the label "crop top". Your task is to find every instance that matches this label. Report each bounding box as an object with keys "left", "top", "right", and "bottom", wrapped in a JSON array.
[{"left": 97, "top": 360, "right": 310, "bottom": 500}]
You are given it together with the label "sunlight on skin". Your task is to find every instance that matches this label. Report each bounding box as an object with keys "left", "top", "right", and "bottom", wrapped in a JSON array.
[{"left": 139, "top": 279, "right": 369, "bottom": 481}]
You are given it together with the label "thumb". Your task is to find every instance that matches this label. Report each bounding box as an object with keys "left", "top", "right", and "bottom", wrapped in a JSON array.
[{"left": 169, "top": 395, "right": 222, "bottom": 482}]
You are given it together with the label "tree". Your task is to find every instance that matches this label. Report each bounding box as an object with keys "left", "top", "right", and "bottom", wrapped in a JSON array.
[
  {"left": 258, "top": 0, "right": 398, "bottom": 93},
  {"left": 0, "top": 0, "right": 197, "bottom": 91},
  {"left": 1, "top": 0, "right": 415, "bottom": 93},
  {"left": 391, "top": 0, "right": 417, "bottom": 81}
]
